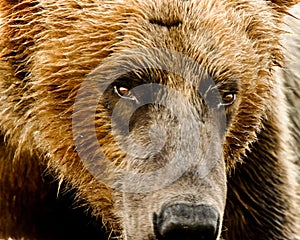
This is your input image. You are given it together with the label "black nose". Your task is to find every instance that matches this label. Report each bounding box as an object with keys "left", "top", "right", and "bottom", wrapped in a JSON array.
[{"left": 154, "top": 204, "right": 220, "bottom": 240}]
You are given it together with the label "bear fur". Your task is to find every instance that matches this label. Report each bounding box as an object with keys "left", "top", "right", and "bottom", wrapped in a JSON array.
[{"left": 0, "top": 0, "right": 300, "bottom": 239}]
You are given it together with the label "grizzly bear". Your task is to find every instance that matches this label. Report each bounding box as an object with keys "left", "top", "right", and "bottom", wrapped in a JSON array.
[{"left": 0, "top": 0, "right": 300, "bottom": 240}]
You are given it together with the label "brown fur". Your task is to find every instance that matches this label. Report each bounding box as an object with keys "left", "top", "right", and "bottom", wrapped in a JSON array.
[{"left": 0, "top": 0, "right": 300, "bottom": 239}]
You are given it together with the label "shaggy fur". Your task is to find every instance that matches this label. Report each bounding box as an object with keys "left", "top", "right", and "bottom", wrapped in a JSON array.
[{"left": 0, "top": 0, "right": 300, "bottom": 239}]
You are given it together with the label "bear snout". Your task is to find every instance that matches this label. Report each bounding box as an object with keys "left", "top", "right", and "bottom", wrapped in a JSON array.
[{"left": 154, "top": 203, "right": 220, "bottom": 240}]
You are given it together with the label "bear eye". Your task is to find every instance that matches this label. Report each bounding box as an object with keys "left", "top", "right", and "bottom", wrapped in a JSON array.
[
  {"left": 220, "top": 92, "right": 236, "bottom": 107},
  {"left": 114, "top": 85, "right": 138, "bottom": 102}
]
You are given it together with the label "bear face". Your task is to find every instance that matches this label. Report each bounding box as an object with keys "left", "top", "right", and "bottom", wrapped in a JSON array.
[
  {"left": 73, "top": 49, "right": 229, "bottom": 239},
  {"left": 0, "top": 0, "right": 299, "bottom": 240}
]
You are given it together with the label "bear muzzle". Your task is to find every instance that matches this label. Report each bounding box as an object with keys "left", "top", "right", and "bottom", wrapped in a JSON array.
[{"left": 153, "top": 203, "right": 220, "bottom": 240}]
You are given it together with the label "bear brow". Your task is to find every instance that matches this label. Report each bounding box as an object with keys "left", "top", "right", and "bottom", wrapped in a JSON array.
[
  {"left": 149, "top": 18, "right": 182, "bottom": 28},
  {"left": 114, "top": 69, "right": 160, "bottom": 87},
  {"left": 216, "top": 79, "right": 239, "bottom": 92}
]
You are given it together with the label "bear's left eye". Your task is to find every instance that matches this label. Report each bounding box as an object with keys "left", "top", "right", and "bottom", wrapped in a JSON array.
[
  {"left": 114, "top": 85, "right": 138, "bottom": 102},
  {"left": 220, "top": 92, "right": 236, "bottom": 107}
]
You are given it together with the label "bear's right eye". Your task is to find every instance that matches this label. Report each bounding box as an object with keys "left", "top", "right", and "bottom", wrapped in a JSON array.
[{"left": 114, "top": 85, "right": 138, "bottom": 102}]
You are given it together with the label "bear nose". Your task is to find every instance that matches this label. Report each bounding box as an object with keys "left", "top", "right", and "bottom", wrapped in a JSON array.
[{"left": 154, "top": 204, "right": 220, "bottom": 240}]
